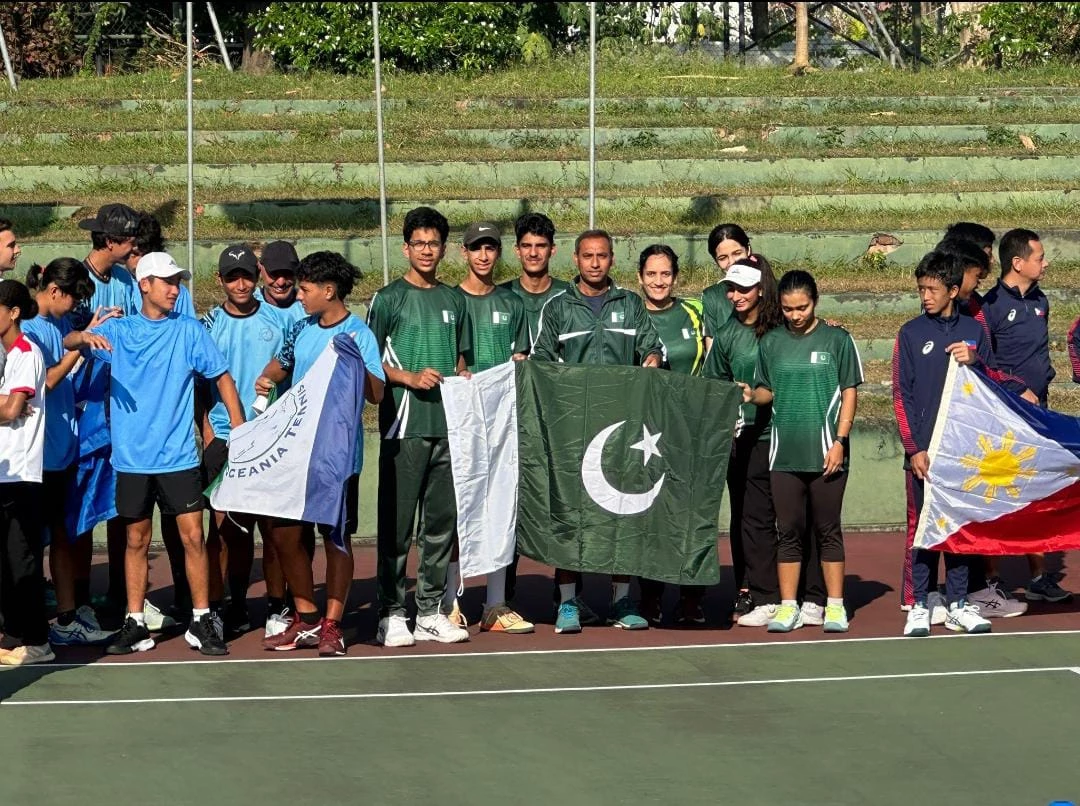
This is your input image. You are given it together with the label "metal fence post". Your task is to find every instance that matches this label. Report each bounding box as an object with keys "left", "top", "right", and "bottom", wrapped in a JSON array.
[{"left": 372, "top": 2, "right": 390, "bottom": 287}]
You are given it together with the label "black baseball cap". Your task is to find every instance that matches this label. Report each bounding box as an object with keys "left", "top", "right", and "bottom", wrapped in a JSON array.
[
  {"left": 77, "top": 203, "right": 140, "bottom": 237},
  {"left": 260, "top": 241, "right": 300, "bottom": 274},
  {"left": 218, "top": 244, "right": 258, "bottom": 277},
  {"left": 463, "top": 221, "right": 502, "bottom": 248}
]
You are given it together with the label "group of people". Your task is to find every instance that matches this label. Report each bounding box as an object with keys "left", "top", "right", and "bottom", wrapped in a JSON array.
[{"left": 0, "top": 204, "right": 1073, "bottom": 665}]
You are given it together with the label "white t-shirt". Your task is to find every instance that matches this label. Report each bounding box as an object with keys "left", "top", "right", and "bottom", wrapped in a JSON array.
[{"left": 0, "top": 334, "right": 46, "bottom": 483}]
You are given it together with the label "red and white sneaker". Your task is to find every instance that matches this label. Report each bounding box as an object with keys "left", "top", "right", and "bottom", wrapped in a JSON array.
[
  {"left": 318, "top": 618, "right": 346, "bottom": 657},
  {"left": 262, "top": 614, "right": 321, "bottom": 651}
]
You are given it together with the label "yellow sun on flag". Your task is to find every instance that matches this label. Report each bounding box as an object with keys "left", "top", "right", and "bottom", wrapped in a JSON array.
[
  {"left": 961, "top": 381, "right": 976, "bottom": 396},
  {"left": 959, "top": 431, "right": 1037, "bottom": 503}
]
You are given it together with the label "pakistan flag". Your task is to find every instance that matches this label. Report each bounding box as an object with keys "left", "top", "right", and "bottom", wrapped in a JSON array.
[{"left": 442, "top": 361, "right": 742, "bottom": 585}]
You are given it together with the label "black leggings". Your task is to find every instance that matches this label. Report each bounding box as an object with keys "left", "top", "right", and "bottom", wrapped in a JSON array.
[
  {"left": 727, "top": 432, "right": 780, "bottom": 604},
  {"left": 0, "top": 482, "right": 48, "bottom": 647},
  {"left": 771, "top": 471, "right": 847, "bottom": 564}
]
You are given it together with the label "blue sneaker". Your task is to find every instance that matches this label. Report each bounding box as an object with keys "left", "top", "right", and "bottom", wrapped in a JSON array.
[
  {"left": 555, "top": 601, "right": 582, "bottom": 634},
  {"left": 608, "top": 596, "right": 649, "bottom": 630}
]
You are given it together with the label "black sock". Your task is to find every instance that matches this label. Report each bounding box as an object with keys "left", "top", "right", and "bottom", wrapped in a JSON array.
[
  {"left": 298, "top": 610, "right": 320, "bottom": 626},
  {"left": 74, "top": 579, "right": 91, "bottom": 609},
  {"left": 57, "top": 609, "right": 76, "bottom": 626},
  {"left": 209, "top": 600, "right": 223, "bottom": 614},
  {"left": 267, "top": 596, "right": 286, "bottom": 614}
]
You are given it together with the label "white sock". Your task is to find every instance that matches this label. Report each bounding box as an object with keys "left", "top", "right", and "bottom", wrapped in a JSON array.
[
  {"left": 781, "top": 599, "right": 797, "bottom": 608},
  {"left": 192, "top": 607, "right": 210, "bottom": 618},
  {"left": 444, "top": 562, "right": 460, "bottom": 610},
  {"left": 485, "top": 567, "right": 507, "bottom": 609},
  {"left": 129, "top": 611, "right": 146, "bottom": 626},
  {"left": 612, "top": 582, "right": 630, "bottom": 602},
  {"left": 827, "top": 597, "right": 844, "bottom": 608},
  {"left": 559, "top": 583, "right": 576, "bottom": 604}
]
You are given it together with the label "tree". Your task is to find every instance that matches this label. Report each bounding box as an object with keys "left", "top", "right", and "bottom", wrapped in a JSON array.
[{"left": 789, "top": 2, "right": 812, "bottom": 74}]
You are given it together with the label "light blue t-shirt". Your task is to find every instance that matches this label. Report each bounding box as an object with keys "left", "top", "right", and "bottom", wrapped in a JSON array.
[
  {"left": 22, "top": 314, "right": 78, "bottom": 471},
  {"left": 254, "top": 287, "right": 306, "bottom": 325},
  {"left": 92, "top": 312, "right": 229, "bottom": 474},
  {"left": 276, "top": 312, "right": 385, "bottom": 474},
  {"left": 201, "top": 302, "right": 288, "bottom": 439}
]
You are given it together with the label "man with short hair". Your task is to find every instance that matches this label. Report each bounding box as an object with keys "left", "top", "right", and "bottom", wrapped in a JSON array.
[
  {"left": 449, "top": 222, "right": 533, "bottom": 634},
  {"left": 981, "top": 228, "right": 1073, "bottom": 603},
  {"left": 531, "top": 229, "right": 663, "bottom": 633},
  {"left": 0, "top": 217, "right": 21, "bottom": 277},
  {"left": 367, "top": 206, "right": 471, "bottom": 647},
  {"left": 501, "top": 212, "right": 572, "bottom": 349}
]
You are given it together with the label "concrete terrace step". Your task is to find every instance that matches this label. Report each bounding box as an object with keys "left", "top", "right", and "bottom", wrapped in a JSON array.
[
  {"left": 3, "top": 155, "right": 1080, "bottom": 192},
  {"left": 7, "top": 94, "right": 1080, "bottom": 114},
  {"left": 15, "top": 232, "right": 1080, "bottom": 279}
]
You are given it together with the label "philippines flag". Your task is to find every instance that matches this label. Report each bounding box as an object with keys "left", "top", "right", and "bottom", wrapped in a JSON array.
[
  {"left": 914, "top": 362, "right": 1080, "bottom": 554},
  {"left": 208, "top": 334, "right": 365, "bottom": 551}
]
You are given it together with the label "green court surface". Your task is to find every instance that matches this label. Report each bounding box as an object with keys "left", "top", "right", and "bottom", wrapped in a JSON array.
[{"left": 3, "top": 632, "right": 1080, "bottom": 805}]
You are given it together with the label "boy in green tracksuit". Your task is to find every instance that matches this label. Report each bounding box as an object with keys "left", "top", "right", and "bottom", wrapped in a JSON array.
[
  {"left": 447, "top": 222, "right": 534, "bottom": 635},
  {"left": 367, "top": 206, "right": 471, "bottom": 647},
  {"left": 501, "top": 212, "right": 572, "bottom": 350},
  {"left": 531, "top": 229, "right": 663, "bottom": 634}
]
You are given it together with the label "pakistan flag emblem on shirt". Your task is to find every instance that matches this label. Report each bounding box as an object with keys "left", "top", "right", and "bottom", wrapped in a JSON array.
[{"left": 582, "top": 421, "right": 665, "bottom": 515}]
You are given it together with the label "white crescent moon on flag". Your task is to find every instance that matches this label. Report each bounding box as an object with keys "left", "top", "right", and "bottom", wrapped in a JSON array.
[{"left": 581, "top": 420, "right": 665, "bottom": 515}]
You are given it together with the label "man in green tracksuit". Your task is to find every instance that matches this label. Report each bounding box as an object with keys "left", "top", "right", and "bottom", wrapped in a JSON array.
[
  {"left": 367, "top": 206, "right": 471, "bottom": 648},
  {"left": 531, "top": 229, "right": 664, "bottom": 634}
]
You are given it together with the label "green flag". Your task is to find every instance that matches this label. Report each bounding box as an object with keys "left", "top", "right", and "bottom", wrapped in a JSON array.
[{"left": 442, "top": 361, "right": 742, "bottom": 585}]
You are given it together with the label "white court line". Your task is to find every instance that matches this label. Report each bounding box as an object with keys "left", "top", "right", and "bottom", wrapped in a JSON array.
[
  {"left": 4, "top": 665, "right": 1075, "bottom": 707},
  {"left": 21, "top": 627, "right": 1080, "bottom": 670}
]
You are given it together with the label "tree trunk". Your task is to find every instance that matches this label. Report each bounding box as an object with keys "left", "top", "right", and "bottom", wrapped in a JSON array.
[
  {"left": 951, "top": 1, "right": 987, "bottom": 65},
  {"left": 750, "top": 1, "right": 769, "bottom": 44},
  {"left": 790, "top": 2, "right": 811, "bottom": 73},
  {"left": 241, "top": 0, "right": 272, "bottom": 73}
]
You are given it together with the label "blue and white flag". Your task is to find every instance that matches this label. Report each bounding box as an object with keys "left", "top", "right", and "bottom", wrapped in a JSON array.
[{"left": 209, "top": 334, "right": 365, "bottom": 551}]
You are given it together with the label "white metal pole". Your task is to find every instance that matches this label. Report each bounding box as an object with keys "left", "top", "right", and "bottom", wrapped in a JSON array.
[
  {"left": 588, "top": 2, "right": 596, "bottom": 229},
  {"left": 186, "top": 2, "right": 195, "bottom": 292},
  {"left": 0, "top": 21, "right": 16, "bottom": 91},
  {"left": 372, "top": 2, "right": 390, "bottom": 287},
  {"left": 206, "top": 2, "right": 233, "bottom": 71}
]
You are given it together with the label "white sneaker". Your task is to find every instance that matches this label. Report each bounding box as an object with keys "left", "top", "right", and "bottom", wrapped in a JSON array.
[
  {"left": 799, "top": 601, "right": 825, "bottom": 626},
  {"left": 945, "top": 602, "right": 991, "bottom": 634},
  {"left": 377, "top": 614, "right": 416, "bottom": 647},
  {"left": 926, "top": 591, "right": 948, "bottom": 625},
  {"left": 143, "top": 600, "right": 177, "bottom": 633},
  {"left": 413, "top": 613, "right": 469, "bottom": 644},
  {"left": 736, "top": 603, "right": 777, "bottom": 627},
  {"left": 264, "top": 607, "right": 292, "bottom": 639},
  {"left": 903, "top": 604, "right": 931, "bottom": 637},
  {"left": 0, "top": 643, "right": 56, "bottom": 666}
]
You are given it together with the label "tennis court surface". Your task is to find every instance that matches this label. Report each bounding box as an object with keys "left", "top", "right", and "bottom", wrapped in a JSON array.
[{"left": 4, "top": 533, "right": 1080, "bottom": 806}]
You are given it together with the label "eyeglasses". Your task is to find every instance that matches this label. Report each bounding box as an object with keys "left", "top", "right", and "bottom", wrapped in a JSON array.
[{"left": 408, "top": 240, "right": 443, "bottom": 251}]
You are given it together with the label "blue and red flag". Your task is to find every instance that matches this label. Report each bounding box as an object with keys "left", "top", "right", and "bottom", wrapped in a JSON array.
[{"left": 914, "top": 362, "right": 1080, "bottom": 554}]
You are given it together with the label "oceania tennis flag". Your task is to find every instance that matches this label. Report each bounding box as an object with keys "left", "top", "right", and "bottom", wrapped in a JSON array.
[
  {"left": 442, "top": 361, "right": 742, "bottom": 584},
  {"left": 209, "top": 334, "right": 366, "bottom": 551},
  {"left": 914, "top": 361, "right": 1080, "bottom": 554}
]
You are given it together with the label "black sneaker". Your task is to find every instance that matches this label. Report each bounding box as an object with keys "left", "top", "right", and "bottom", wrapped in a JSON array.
[
  {"left": 733, "top": 590, "right": 754, "bottom": 618},
  {"left": 105, "top": 617, "right": 155, "bottom": 655},
  {"left": 185, "top": 613, "right": 229, "bottom": 656}
]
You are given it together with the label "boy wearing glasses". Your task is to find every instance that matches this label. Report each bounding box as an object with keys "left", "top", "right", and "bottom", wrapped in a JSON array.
[{"left": 366, "top": 206, "right": 471, "bottom": 647}]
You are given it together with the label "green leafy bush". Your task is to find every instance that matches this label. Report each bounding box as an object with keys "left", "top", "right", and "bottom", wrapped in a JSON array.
[{"left": 977, "top": 2, "right": 1080, "bottom": 67}]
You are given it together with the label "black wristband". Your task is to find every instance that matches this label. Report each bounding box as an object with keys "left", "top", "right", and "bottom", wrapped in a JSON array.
[{"left": 835, "top": 435, "right": 850, "bottom": 450}]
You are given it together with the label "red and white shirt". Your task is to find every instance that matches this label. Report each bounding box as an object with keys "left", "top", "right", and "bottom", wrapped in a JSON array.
[{"left": 0, "top": 334, "right": 46, "bottom": 483}]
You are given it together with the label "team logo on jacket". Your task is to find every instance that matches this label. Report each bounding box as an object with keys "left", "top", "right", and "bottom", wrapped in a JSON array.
[
  {"left": 1008, "top": 309, "right": 1017, "bottom": 322},
  {"left": 1035, "top": 308, "right": 1045, "bottom": 317},
  {"left": 442, "top": 310, "right": 456, "bottom": 324},
  {"left": 610, "top": 311, "right": 625, "bottom": 323},
  {"left": 810, "top": 351, "right": 832, "bottom": 365},
  {"left": 922, "top": 340, "right": 934, "bottom": 355},
  {"left": 492, "top": 311, "right": 510, "bottom": 325}
]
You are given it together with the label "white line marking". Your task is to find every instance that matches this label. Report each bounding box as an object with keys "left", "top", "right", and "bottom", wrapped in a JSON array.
[
  {"left": 1071, "top": 667, "right": 1080, "bottom": 677},
  {"left": 4, "top": 666, "right": 1073, "bottom": 707},
  {"left": 22, "top": 627, "right": 1080, "bottom": 670}
]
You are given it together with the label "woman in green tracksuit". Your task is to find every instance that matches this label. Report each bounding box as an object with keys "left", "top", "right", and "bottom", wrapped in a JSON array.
[
  {"left": 636, "top": 244, "right": 709, "bottom": 625},
  {"left": 741, "top": 270, "right": 863, "bottom": 634}
]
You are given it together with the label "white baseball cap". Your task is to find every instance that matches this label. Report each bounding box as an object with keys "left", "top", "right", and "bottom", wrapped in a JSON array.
[
  {"left": 136, "top": 252, "right": 192, "bottom": 282},
  {"left": 722, "top": 263, "right": 762, "bottom": 288}
]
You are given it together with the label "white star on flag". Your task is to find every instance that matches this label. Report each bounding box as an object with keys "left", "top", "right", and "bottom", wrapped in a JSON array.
[{"left": 630, "top": 424, "right": 663, "bottom": 466}]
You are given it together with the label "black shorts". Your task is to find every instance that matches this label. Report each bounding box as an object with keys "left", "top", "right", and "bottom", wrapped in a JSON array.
[
  {"left": 201, "top": 437, "right": 229, "bottom": 496},
  {"left": 273, "top": 473, "right": 359, "bottom": 538},
  {"left": 116, "top": 468, "right": 204, "bottom": 520}
]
